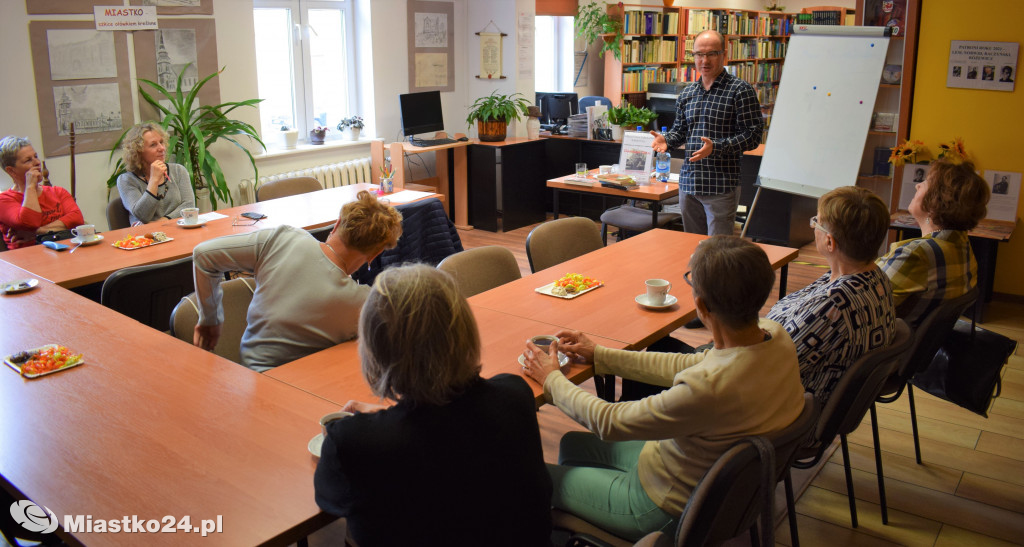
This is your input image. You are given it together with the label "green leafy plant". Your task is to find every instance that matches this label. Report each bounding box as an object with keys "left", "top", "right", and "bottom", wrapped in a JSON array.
[
  {"left": 465, "top": 91, "right": 531, "bottom": 126},
  {"left": 607, "top": 102, "right": 658, "bottom": 129},
  {"left": 575, "top": 1, "right": 624, "bottom": 60},
  {"left": 105, "top": 65, "right": 264, "bottom": 210},
  {"left": 337, "top": 116, "right": 364, "bottom": 130}
]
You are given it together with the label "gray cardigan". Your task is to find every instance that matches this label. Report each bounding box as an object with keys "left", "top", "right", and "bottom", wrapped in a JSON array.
[{"left": 116, "top": 163, "right": 194, "bottom": 224}]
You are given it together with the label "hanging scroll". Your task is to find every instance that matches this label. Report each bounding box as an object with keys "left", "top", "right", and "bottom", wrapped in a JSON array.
[{"left": 475, "top": 21, "right": 506, "bottom": 80}]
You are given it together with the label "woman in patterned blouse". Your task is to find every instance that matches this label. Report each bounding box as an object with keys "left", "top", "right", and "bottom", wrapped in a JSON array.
[
  {"left": 767, "top": 186, "right": 896, "bottom": 406},
  {"left": 877, "top": 159, "right": 989, "bottom": 328}
]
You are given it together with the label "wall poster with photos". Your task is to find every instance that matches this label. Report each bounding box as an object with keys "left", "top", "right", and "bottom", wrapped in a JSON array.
[
  {"left": 29, "top": 21, "right": 133, "bottom": 157},
  {"left": 129, "top": 0, "right": 213, "bottom": 16},
  {"left": 947, "top": 40, "right": 1017, "bottom": 92},
  {"left": 132, "top": 19, "right": 220, "bottom": 123},
  {"left": 407, "top": 0, "right": 455, "bottom": 92}
]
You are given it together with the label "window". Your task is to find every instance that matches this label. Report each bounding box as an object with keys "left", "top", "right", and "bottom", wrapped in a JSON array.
[
  {"left": 534, "top": 16, "right": 575, "bottom": 92},
  {"left": 253, "top": 0, "right": 356, "bottom": 143}
]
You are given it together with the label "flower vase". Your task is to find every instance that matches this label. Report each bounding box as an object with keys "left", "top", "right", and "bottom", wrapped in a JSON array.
[
  {"left": 611, "top": 125, "right": 625, "bottom": 141},
  {"left": 526, "top": 117, "right": 540, "bottom": 140},
  {"left": 346, "top": 127, "right": 361, "bottom": 141}
]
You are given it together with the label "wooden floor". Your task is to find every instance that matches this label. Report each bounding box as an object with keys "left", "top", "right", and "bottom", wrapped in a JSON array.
[{"left": 460, "top": 219, "right": 1024, "bottom": 547}]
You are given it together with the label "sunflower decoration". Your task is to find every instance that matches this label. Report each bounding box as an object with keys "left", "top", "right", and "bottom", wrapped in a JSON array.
[
  {"left": 888, "top": 139, "right": 927, "bottom": 167},
  {"left": 937, "top": 137, "right": 968, "bottom": 163}
]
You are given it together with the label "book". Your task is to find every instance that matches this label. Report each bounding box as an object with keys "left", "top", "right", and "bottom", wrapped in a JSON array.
[{"left": 618, "top": 131, "right": 656, "bottom": 178}]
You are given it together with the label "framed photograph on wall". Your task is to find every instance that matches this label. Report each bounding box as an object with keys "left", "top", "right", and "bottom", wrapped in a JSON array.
[
  {"left": 132, "top": 19, "right": 220, "bottom": 123},
  {"left": 26, "top": 0, "right": 106, "bottom": 14},
  {"left": 29, "top": 21, "right": 133, "bottom": 157},
  {"left": 407, "top": 0, "right": 455, "bottom": 92},
  {"left": 128, "top": 0, "right": 213, "bottom": 16}
]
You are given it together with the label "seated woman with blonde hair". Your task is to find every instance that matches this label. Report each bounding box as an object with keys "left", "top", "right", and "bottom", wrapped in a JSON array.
[
  {"left": 522, "top": 236, "right": 805, "bottom": 541},
  {"left": 116, "top": 122, "right": 194, "bottom": 225},
  {"left": 768, "top": 186, "right": 896, "bottom": 407},
  {"left": 314, "top": 264, "right": 552, "bottom": 546},
  {"left": 877, "top": 159, "right": 990, "bottom": 328},
  {"left": 192, "top": 190, "right": 402, "bottom": 371},
  {"left": 0, "top": 136, "right": 84, "bottom": 249}
]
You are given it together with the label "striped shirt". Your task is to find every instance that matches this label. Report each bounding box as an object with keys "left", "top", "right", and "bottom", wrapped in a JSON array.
[
  {"left": 767, "top": 267, "right": 896, "bottom": 406},
  {"left": 663, "top": 71, "right": 763, "bottom": 196},
  {"left": 876, "top": 230, "right": 977, "bottom": 329}
]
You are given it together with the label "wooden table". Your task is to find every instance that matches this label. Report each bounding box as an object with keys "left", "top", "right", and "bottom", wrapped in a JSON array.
[
  {"left": 0, "top": 261, "right": 340, "bottom": 546},
  {"left": 266, "top": 305, "right": 627, "bottom": 408},
  {"left": 548, "top": 173, "right": 679, "bottom": 229},
  {"left": 469, "top": 229, "right": 798, "bottom": 350},
  {"left": 0, "top": 184, "right": 439, "bottom": 289},
  {"left": 372, "top": 140, "right": 471, "bottom": 230}
]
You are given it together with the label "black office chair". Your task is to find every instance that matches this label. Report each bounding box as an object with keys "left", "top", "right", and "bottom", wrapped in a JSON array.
[{"left": 101, "top": 256, "right": 195, "bottom": 332}]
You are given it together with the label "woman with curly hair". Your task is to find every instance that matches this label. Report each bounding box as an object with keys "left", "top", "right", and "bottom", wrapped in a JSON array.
[{"left": 116, "top": 122, "right": 195, "bottom": 225}]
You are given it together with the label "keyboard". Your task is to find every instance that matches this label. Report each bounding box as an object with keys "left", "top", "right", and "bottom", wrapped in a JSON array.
[{"left": 410, "top": 137, "right": 458, "bottom": 147}]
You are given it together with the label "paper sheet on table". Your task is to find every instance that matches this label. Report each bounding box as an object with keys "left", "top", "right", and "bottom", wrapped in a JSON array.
[
  {"left": 386, "top": 190, "right": 436, "bottom": 203},
  {"left": 199, "top": 212, "right": 229, "bottom": 221}
]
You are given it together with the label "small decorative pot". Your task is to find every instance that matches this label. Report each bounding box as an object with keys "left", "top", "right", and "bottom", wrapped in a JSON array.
[
  {"left": 310, "top": 130, "right": 327, "bottom": 145},
  {"left": 380, "top": 177, "right": 394, "bottom": 194},
  {"left": 611, "top": 125, "right": 625, "bottom": 141},
  {"left": 346, "top": 127, "right": 361, "bottom": 141},
  {"left": 281, "top": 130, "right": 298, "bottom": 149}
]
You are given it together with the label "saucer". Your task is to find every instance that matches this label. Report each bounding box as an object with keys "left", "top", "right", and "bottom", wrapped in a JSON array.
[
  {"left": 635, "top": 293, "right": 678, "bottom": 310},
  {"left": 177, "top": 218, "right": 207, "bottom": 228},
  {"left": 518, "top": 352, "right": 570, "bottom": 368},
  {"left": 70, "top": 234, "right": 104, "bottom": 246},
  {"left": 308, "top": 433, "right": 325, "bottom": 457},
  {"left": 1, "top": 278, "right": 38, "bottom": 294}
]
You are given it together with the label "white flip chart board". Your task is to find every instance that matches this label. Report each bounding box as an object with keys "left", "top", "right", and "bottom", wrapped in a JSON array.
[{"left": 758, "top": 25, "right": 890, "bottom": 199}]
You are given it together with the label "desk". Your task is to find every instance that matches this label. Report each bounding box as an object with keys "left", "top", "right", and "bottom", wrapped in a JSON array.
[
  {"left": 0, "top": 263, "right": 339, "bottom": 546},
  {"left": 468, "top": 138, "right": 548, "bottom": 231},
  {"left": 469, "top": 229, "right": 798, "bottom": 350},
  {"left": 0, "top": 184, "right": 439, "bottom": 289},
  {"left": 890, "top": 213, "right": 1017, "bottom": 323},
  {"left": 266, "top": 305, "right": 627, "bottom": 408},
  {"left": 371, "top": 140, "right": 470, "bottom": 230},
  {"left": 547, "top": 174, "right": 678, "bottom": 229}
]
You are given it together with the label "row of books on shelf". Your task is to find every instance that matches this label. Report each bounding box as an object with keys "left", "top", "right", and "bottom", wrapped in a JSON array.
[
  {"left": 686, "top": 10, "right": 793, "bottom": 37},
  {"left": 623, "top": 37, "right": 678, "bottom": 64},
  {"left": 622, "top": 10, "right": 680, "bottom": 36},
  {"left": 795, "top": 10, "right": 844, "bottom": 26},
  {"left": 756, "top": 84, "right": 779, "bottom": 105},
  {"left": 621, "top": 66, "right": 684, "bottom": 93},
  {"left": 722, "top": 39, "right": 788, "bottom": 60}
]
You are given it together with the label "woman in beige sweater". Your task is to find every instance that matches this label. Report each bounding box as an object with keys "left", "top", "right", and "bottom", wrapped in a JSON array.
[{"left": 522, "top": 235, "right": 806, "bottom": 540}]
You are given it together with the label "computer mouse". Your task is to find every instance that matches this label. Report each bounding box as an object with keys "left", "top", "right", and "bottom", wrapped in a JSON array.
[{"left": 457, "top": 136, "right": 468, "bottom": 142}]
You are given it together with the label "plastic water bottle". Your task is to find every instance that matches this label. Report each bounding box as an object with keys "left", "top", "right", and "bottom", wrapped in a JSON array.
[{"left": 655, "top": 127, "right": 671, "bottom": 183}]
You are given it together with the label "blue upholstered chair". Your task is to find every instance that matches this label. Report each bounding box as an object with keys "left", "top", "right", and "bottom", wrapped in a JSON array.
[{"left": 578, "top": 96, "right": 613, "bottom": 111}]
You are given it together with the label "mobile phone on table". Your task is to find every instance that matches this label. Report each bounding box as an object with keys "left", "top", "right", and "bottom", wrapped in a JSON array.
[
  {"left": 42, "top": 241, "right": 69, "bottom": 251},
  {"left": 240, "top": 212, "right": 267, "bottom": 220}
]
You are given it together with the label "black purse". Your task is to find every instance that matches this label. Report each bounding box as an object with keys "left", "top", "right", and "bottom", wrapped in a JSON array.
[
  {"left": 911, "top": 319, "right": 1017, "bottom": 417},
  {"left": 35, "top": 229, "right": 75, "bottom": 244}
]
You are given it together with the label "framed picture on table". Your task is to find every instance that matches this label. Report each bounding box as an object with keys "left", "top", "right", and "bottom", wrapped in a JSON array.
[
  {"left": 618, "top": 130, "right": 655, "bottom": 179},
  {"left": 897, "top": 163, "right": 930, "bottom": 210}
]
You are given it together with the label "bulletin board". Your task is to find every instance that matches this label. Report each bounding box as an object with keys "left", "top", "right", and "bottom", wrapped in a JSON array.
[{"left": 407, "top": 0, "right": 455, "bottom": 92}]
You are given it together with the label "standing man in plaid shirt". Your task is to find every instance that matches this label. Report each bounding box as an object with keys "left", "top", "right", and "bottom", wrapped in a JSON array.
[{"left": 651, "top": 29, "right": 763, "bottom": 236}]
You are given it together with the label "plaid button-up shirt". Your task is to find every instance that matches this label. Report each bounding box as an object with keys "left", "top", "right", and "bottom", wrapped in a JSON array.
[{"left": 663, "top": 71, "right": 763, "bottom": 196}]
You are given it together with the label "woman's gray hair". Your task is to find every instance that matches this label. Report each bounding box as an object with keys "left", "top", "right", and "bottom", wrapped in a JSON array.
[
  {"left": 358, "top": 264, "right": 481, "bottom": 406},
  {"left": 121, "top": 123, "right": 169, "bottom": 174},
  {"left": 689, "top": 235, "right": 774, "bottom": 330},
  {"left": 0, "top": 136, "right": 33, "bottom": 170}
]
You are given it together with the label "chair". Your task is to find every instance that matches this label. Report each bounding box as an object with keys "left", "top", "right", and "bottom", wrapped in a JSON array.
[
  {"left": 766, "top": 393, "right": 819, "bottom": 547},
  {"left": 599, "top": 205, "right": 681, "bottom": 245},
  {"left": 100, "top": 256, "right": 195, "bottom": 332},
  {"left": 561, "top": 436, "right": 778, "bottom": 547},
  {"left": 170, "top": 277, "right": 256, "bottom": 364},
  {"left": 868, "top": 287, "right": 978, "bottom": 523},
  {"left": 255, "top": 176, "right": 322, "bottom": 202},
  {"left": 307, "top": 223, "right": 334, "bottom": 242},
  {"left": 784, "top": 320, "right": 913, "bottom": 529},
  {"left": 106, "top": 195, "right": 131, "bottom": 230},
  {"left": 579, "top": 96, "right": 613, "bottom": 111},
  {"left": 525, "top": 216, "right": 604, "bottom": 273},
  {"left": 437, "top": 246, "right": 522, "bottom": 298}
]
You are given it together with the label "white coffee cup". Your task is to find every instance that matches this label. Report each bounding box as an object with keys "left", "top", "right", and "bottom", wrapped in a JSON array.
[
  {"left": 319, "top": 410, "right": 353, "bottom": 438},
  {"left": 182, "top": 208, "right": 200, "bottom": 225},
  {"left": 645, "top": 279, "right": 672, "bottom": 306},
  {"left": 71, "top": 224, "right": 96, "bottom": 240}
]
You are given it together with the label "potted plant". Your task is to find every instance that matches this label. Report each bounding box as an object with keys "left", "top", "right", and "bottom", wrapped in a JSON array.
[
  {"left": 466, "top": 91, "right": 530, "bottom": 142},
  {"left": 607, "top": 103, "right": 659, "bottom": 139},
  {"left": 309, "top": 125, "right": 329, "bottom": 145},
  {"left": 337, "top": 116, "right": 364, "bottom": 141},
  {"left": 279, "top": 125, "right": 299, "bottom": 149},
  {"left": 575, "top": 1, "right": 625, "bottom": 60},
  {"left": 105, "top": 65, "right": 264, "bottom": 210}
]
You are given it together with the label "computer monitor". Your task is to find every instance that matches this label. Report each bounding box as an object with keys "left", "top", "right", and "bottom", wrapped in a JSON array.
[
  {"left": 399, "top": 90, "right": 445, "bottom": 137},
  {"left": 535, "top": 92, "right": 578, "bottom": 127}
]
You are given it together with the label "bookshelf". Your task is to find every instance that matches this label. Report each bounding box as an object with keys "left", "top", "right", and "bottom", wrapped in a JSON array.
[
  {"left": 602, "top": 3, "right": 684, "bottom": 108},
  {"left": 854, "top": 0, "right": 921, "bottom": 211}
]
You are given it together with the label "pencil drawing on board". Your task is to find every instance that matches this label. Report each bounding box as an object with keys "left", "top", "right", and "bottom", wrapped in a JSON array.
[
  {"left": 143, "top": 0, "right": 201, "bottom": 6},
  {"left": 46, "top": 29, "right": 117, "bottom": 81},
  {"left": 52, "top": 83, "right": 123, "bottom": 136},
  {"left": 154, "top": 29, "right": 198, "bottom": 93},
  {"left": 415, "top": 13, "right": 447, "bottom": 48}
]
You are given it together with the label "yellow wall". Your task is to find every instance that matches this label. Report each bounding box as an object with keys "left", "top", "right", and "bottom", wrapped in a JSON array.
[{"left": 913, "top": 0, "right": 1024, "bottom": 296}]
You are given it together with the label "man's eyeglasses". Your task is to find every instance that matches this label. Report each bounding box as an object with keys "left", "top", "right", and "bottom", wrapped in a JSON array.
[
  {"left": 692, "top": 51, "right": 723, "bottom": 59},
  {"left": 809, "top": 215, "right": 831, "bottom": 235},
  {"left": 231, "top": 215, "right": 263, "bottom": 226}
]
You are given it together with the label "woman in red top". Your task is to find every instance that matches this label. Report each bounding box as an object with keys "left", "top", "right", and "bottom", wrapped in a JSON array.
[{"left": 0, "top": 136, "right": 84, "bottom": 249}]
